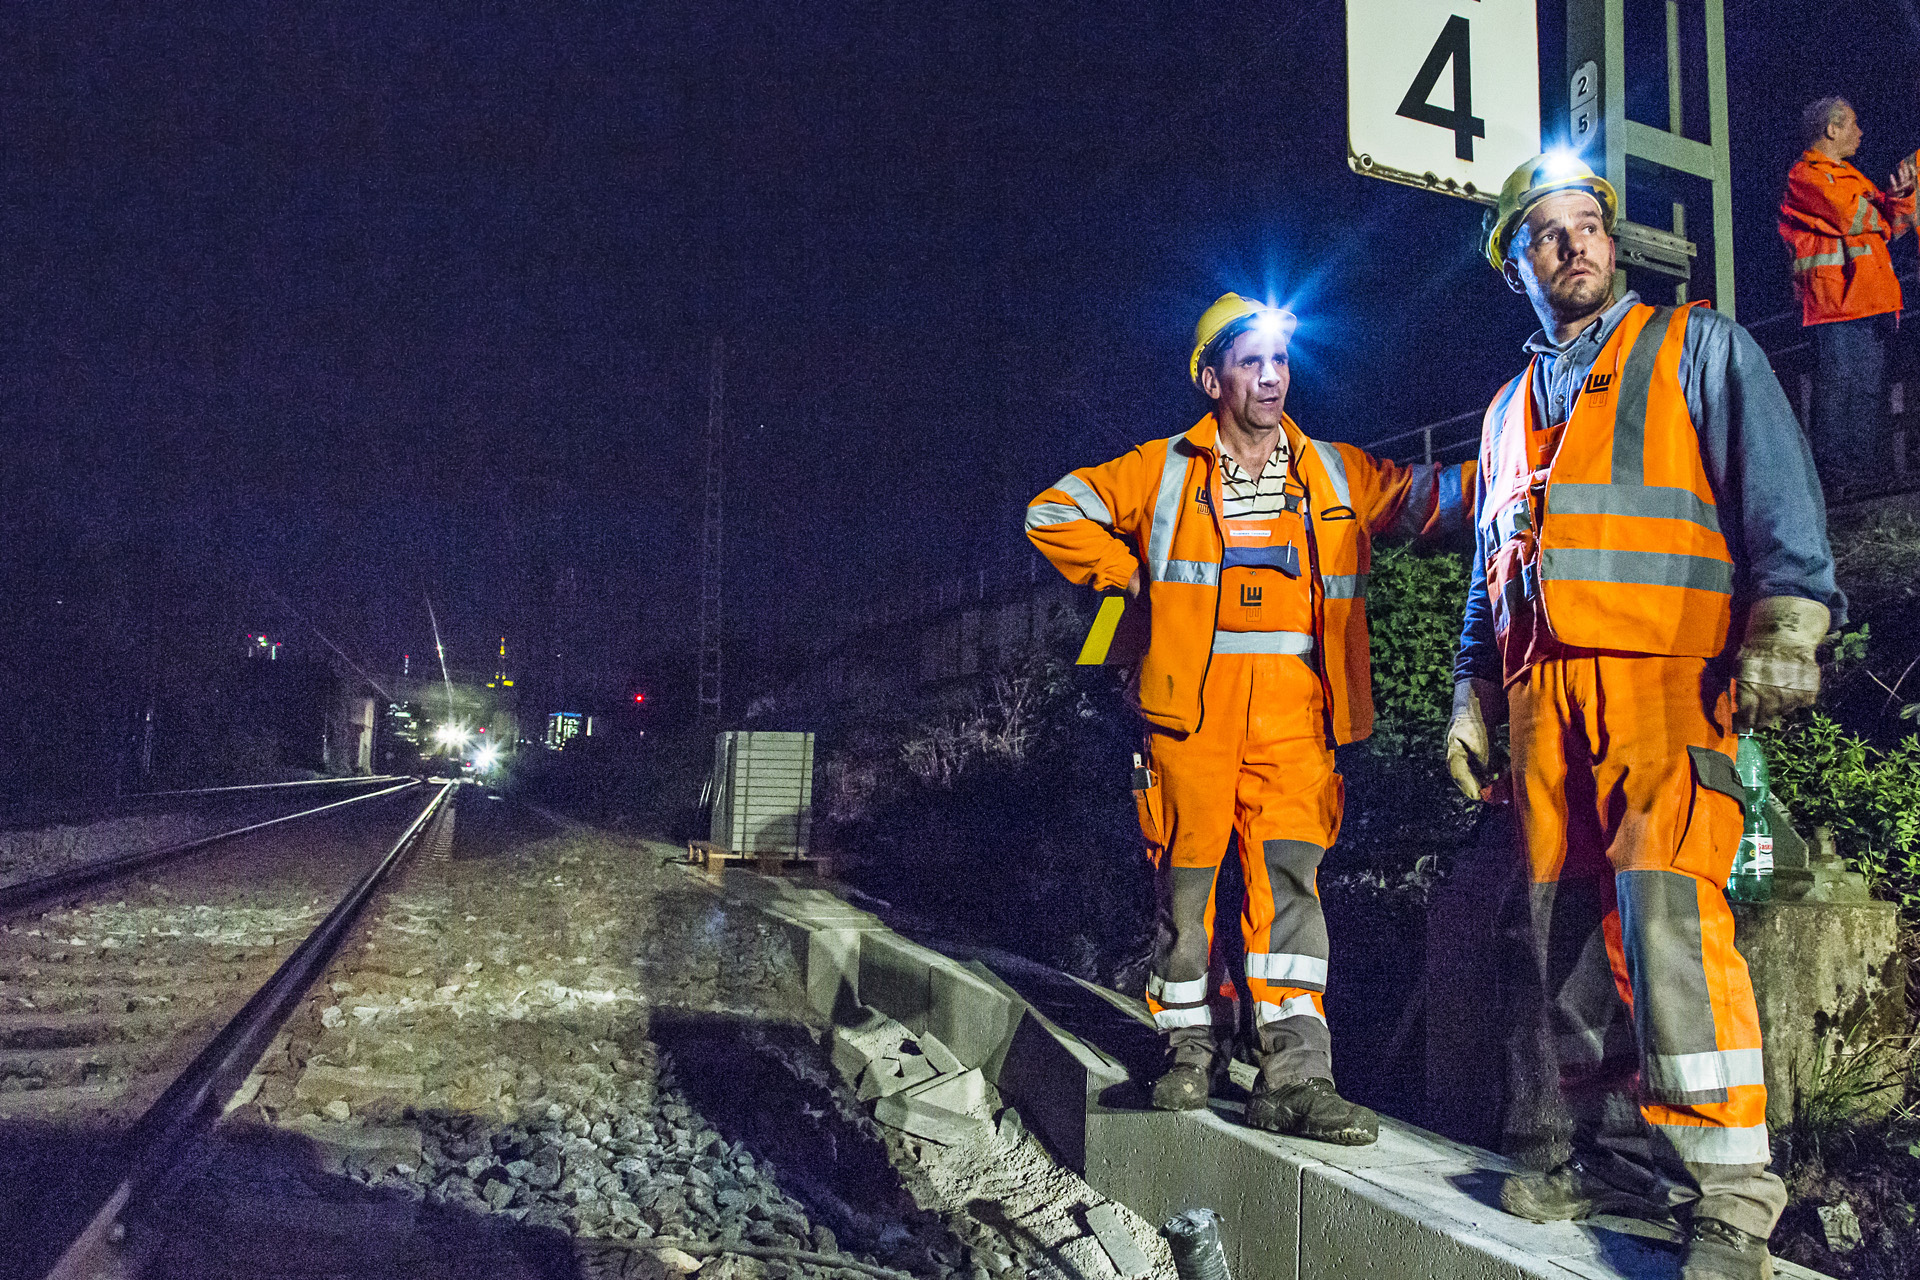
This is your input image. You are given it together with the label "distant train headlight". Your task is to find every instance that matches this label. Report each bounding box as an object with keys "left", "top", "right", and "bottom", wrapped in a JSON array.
[
  {"left": 475, "top": 746, "right": 500, "bottom": 771},
  {"left": 434, "top": 724, "right": 471, "bottom": 748}
]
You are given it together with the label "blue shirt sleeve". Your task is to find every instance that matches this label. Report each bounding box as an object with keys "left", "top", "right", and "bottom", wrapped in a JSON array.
[
  {"left": 1682, "top": 310, "right": 1847, "bottom": 624},
  {"left": 1453, "top": 467, "right": 1501, "bottom": 684}
]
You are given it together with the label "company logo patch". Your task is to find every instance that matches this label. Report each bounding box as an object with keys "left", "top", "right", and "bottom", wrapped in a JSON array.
[
  {"left": 1195, "top": 485, "right": 1213, "bottom": 509},
  {"left": 1239, "top": 584, "right": 1263, "bottom": 608},
  {"left": 1583, "top": 371, "right": 1615, "bottom": 396}
]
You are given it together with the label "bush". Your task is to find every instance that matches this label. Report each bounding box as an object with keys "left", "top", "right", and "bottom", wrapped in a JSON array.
[
  {"left": 1761, "top": 713, "right": 1920, "bottom": 917},
  {"left": 1363, "top": 545, "right": 1470, "bottom": 759}
]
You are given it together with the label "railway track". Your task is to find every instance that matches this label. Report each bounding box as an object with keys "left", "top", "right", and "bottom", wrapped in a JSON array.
[{"left": 0, "top": 777, "right": 455, "bottom": 1279}]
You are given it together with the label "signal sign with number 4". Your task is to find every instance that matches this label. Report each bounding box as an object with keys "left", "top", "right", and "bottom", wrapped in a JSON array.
[{"left": 1347, "top": 0, "right": 1541, "bottom": 202}]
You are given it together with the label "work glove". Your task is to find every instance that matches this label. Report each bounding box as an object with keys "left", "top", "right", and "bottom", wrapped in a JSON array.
[
  {"left": 1445, "top": 677, "right": 1507, "bottom": 802},
  {"left": 1734, "top": 596, "right": 1831, "bottom": 731}
]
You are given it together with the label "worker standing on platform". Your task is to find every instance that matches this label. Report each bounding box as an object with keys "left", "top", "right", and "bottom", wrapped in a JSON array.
[
  {"left": 1026, "top": 293, "right": 1471, "bottom": 1145},
  {"left": 1778, "top": 96, "right": 1916, "bottom": 492},
  {"left": 1449, "top": 154, "right": 1844, "bottom": 1280}
]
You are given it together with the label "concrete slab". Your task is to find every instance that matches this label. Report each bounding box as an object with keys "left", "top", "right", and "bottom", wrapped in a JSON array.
[
  {"left": 872, "top": 1091, "right": 993, "bottom": 1146},
  {"left": 915, "top": 1029, "right": 966, "bottom": 1075},
  {"left": 904, "top": 1067, "right": 994, "bottom": 1118},
  {"left": 1084, "top": 1202, "right": 1153, "bottom": 1278},
  {"left": 857, "top": 932, "right": 938, "bottom": 1033},
  {"left": 1085, "top": 1106, "right": 1304, "bottom": 1280},
  {"left": 926, "top": 963, "right": 1018, "bottom": 1070}
]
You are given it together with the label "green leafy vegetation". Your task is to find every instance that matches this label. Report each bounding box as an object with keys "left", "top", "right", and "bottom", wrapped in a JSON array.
[
  {"left": 1761, "top": 713, "right": 1920, "bottom": 919},
  {"left": 1361, "top": 546, "right": 1470, "bottom": 758}
]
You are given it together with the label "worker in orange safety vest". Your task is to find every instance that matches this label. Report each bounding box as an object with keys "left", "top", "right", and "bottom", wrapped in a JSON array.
[
  {"left": 1778, "top": 95, "right": 1916, "bottom": 489},
  {"left": 1026, "top": 293, "right": 1473, "bottom": 1144},
  {"left": 1451, "top": 153, "right": 1845, "bottom": 1280}
]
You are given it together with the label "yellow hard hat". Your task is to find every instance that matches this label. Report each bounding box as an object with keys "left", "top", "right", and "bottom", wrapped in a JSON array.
[
  {"left": 1189, "top": 293, "right": 1297, "bottom": 388},
  {"left": 1484, "top": 152, "right": 1619, "bottom": 272}
]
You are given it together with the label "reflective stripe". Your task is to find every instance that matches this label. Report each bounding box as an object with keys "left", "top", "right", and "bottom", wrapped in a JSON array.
[
  {"left": 1611, "top": 306, "right": 1675, "bottom": 488},
  {"left": 1146, "top": 443, "right": 1191, "bottom": 582},
  {"left": 1146, "top": 973, "right": 1210, "bottom": 1004},
  {"left": 1310, "top": 440, "right": 1352, "bottom": 509},
  {"left": 1792, "top": 250, "right": 1844, "bottom": 272},
  {"left": 1539, "top": 547, "right": 1733, "bottom": 594},
  {"left": 1383, "top": 462, "right": 1441, "bottom": 542},
  {"left": 1054, "top": 474, "right": 1114, "bottom": 528},
  {"left": 1254, "top": 995, "right": 1326, "bottom": 1026},
  {"left": 1321, "top": 573, "right": 1369, "bottom": 600},
  {"left": 1163, "top": 559, "right": 1220, "bottom": 585},
  {"left": 1245, "top": 951, "right": 1328, "bottom": 985},
  {"left": 1546, "top": 483, "right": 1722, "bottom": 534},
  {"left": 1654, "top": 1121, "right": 1770, "bottom": 1166},
  {"left": 1845, "top": 239, "right": 1875, "bottom": 260},
  {"left": 1646, "top": 1048, "right": 1765, "bottom": 1095},
  {"left": 1849, "top": 196, "right": 1871, "bottom": 236},
  {"left": 1024, "top": 502, "right": 1088, "bottom": 531},
  {"left": 1212, "top": 631, "right": 1313, "bottom": 656},
  {"left": 1152, "top": 1005, "right": 1214, "bottom": 1030}
]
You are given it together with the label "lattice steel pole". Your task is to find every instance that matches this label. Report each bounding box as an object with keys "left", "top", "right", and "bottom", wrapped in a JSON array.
[{"left": 698, "top": 337, "right": 725, "bottom": 723}]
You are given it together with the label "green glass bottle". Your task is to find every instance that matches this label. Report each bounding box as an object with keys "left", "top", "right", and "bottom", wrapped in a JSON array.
[{"left": 1729, "top": 733, "right": 1773, "bottom": 902}]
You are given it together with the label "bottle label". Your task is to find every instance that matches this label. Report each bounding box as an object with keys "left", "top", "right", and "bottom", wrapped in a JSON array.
[{"left": 1740, "top": 834, "right": 1774, "bottom": 874}]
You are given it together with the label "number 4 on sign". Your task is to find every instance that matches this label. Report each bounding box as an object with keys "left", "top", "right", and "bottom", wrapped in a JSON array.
[{"left": 1395, "top": 15, "right": 1487, "bottom": 160}]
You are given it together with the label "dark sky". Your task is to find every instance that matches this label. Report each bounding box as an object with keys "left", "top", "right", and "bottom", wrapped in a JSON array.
[{"left": 4, "top": 0, "right": 1916, "bottom": 708}]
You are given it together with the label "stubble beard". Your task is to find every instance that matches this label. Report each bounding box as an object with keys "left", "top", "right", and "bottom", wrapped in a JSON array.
[{"left": 1548, "top": 269, "right": 1612, "bottom": 327}]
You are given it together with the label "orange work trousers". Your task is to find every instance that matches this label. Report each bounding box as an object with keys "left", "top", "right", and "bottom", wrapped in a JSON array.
[
  {"left": 1137, "top": 651, "right": 1344, "bottom": 1085},
  {"left": 1510, "top": 650, "right": 1786, "bottom": 1238}
]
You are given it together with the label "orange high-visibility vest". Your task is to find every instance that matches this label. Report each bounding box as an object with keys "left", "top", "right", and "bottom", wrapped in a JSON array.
[
  {"left": 1027, "top": 414, "right": 1473, "bottom": 742},
  {"left": 1477, "top": 303, "right": 1734, "bottom": 668}
]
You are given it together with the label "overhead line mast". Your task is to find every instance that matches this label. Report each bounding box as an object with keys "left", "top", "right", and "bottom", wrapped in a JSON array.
[{"left": 698, "top": 337, "right": 724, "bottom": 724}]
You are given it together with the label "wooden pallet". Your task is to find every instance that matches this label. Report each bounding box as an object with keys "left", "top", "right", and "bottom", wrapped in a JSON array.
[{"left": 685, "top": 840, "right": 829, "bottom": 877}]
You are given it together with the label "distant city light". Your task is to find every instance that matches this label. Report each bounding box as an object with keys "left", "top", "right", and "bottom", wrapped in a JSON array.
[
  {"left": 475, "top": 745, "right": 500, "bottom": 771},
  {"left": 434, "top": 724, "right": 471, "bottom": 748}
]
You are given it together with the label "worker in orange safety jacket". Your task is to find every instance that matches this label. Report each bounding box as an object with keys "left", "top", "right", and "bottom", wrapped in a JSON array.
[
  {"left": 1025, "top": 293, "right": 1473, "bottom": 1144},
  {"left": 1778, "top": 95, "right": 1916, "bottom": 489},
  {"left": 1451, "top": 153, "right": 1845, "bottom": 1280}
]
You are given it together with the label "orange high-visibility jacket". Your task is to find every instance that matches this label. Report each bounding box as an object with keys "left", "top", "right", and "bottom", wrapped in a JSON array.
[
  {"left": 1478, "top": 303, "right": 1734, "bottom": 667},
  {"left": 1778, "top": 150, "right": 1915, "bottom": 326},
  {"left": 1026, "top": 413, "right": 1473, "bottom": 742}
]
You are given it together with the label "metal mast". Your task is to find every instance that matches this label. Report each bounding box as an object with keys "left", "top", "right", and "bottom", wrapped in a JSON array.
[{"left": 698, "top": 337, "right": 724, "bottom": 723}]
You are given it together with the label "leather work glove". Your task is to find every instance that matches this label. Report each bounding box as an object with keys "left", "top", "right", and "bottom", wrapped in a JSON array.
[
  {"left": 1445, "top": 677, "right": 1507, "bottom": 802},
  {"left": 1734, "top": 595, "right": 1831, "bottom": 731}
]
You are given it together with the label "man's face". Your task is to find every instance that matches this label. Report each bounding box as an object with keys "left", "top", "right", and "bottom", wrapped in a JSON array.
[
  {"left": 1831, "top": 103, "right": 1862, "bottom": 158},
  {"left": 1503, "top": 191, "right": 1615, "bottom": 325},
  {"left": 1200, "top": 328, "right": 1290, "bottom": 430}
]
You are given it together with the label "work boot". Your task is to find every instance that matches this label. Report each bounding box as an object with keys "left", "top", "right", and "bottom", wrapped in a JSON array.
[
  {"left": 1500, "top": 1158, "right": 1668, "bottom": 1223},
  {"left": 1150, "top": 1063, "right": 1212, "bottom": 1111},
  {"left": 1681, "top": 1218, "right": 1773, "bottom": 1280},
  {"left": 1243, "top": 1077, "right": 1378, "bottom": 1145}
]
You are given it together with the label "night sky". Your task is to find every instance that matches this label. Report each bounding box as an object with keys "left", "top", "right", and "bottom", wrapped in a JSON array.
[{"left": 3, "top": 1, "right": 1915, "bottom": 711}]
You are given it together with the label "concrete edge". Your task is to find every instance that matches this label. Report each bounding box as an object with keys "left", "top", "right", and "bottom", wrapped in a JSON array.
[{"left": 703, "top": 865, "right": 1830, "bottom": 1280}]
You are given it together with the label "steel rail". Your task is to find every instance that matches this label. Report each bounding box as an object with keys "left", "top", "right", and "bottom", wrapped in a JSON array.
[
  {"left": 42, "top": 779, "right": 457, "bottom": 1280},
  {"left": 0, "top": 780, "right": 421, "bottom": 919},
  {"left": 123, "top": 775, "right": 411, "bottom": 799}
]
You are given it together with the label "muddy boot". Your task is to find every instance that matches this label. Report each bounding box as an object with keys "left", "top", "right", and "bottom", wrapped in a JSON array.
[
  {"left": 1681, "top": 1218, "right": 1773, "bottom": 1280},
  {"left": 1150, "top": 1063, "right": 1212, "bottom": 1111},
  {"left": 1500, "top": 1158, "right": 1668, "bottom": 1223},
  {"left": 1244, "top": 1077, "right": 1377, "bottom": 1144}
]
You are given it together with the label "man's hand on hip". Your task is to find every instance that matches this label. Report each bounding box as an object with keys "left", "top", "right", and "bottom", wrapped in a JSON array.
[
  {"left": 1734, "top": 596, "right": 1831, "bottom": 731},
  {"left": 1446, "top": 677, "right": 1507, "bottom": 802}
]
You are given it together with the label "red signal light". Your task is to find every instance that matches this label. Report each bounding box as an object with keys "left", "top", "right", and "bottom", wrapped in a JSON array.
[{"left": 633, "top": 693, "right": 646, "bottom": 703}]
